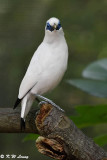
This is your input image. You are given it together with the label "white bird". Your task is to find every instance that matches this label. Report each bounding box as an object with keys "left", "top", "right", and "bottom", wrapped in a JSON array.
[{"left": 14, "top": 17, "right": 68, "bottom": 129}]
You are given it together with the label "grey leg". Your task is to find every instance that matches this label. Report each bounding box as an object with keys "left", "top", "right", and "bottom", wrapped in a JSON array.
[
  {"left": 35, "top": 94, "right": 65, "bottom": 112},
  {"left": 36, "top": 97, "right": 40, "bottom": 103}
]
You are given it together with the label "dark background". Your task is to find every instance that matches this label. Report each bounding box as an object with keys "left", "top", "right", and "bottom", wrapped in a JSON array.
[{"left": 0, "top": 0, "right": 107, "bottom": 159}]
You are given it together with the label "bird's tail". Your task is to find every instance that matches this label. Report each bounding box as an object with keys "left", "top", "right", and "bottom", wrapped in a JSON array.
[
  {"left": 20, "top": 94, "right": 35, "bottom": 131},
  {"left": 21, "top": 118, "right": 25, "bottom": 130},
  {"left": 13, "top": 98, "right": 22, "bottom": 109}
]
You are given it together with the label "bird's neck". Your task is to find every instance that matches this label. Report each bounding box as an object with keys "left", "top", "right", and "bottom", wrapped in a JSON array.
[{"left": 43, "top": 30, "right": 65, "bottom": 44}]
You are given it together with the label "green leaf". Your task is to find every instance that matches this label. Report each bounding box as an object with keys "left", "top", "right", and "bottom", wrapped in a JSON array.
[
  {"left": 83, "top": 58, "right": 107, "bottom": 80},
  {"left": 22, "top": 134, "right": 39, "bottom": 142},
  {"left": 67, "top": 79, "right": 107, "bottom": 97},
  {"left": 70, "top": 105, "right": 107, "bottom": 128},
  {"left": 94, "top": 134, "right": 107, "bottom": 146}
]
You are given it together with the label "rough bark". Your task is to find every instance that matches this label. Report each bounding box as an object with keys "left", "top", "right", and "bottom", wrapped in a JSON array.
[
  {"left": 0, "top": 103, "right": 107, "bottom": 160},
  {"left": 0, "top": 108, "right": 38, "bottom": 133}
]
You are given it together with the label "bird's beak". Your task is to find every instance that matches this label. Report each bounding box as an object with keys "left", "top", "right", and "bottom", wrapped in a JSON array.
[{"left": 53, "top": 23, "right": 57, "bottom": 29}]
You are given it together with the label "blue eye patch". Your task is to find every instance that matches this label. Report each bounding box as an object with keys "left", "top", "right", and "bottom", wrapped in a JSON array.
[
  {"left": 46, "top": 22, "right": 54, "bottom": 32},
  {"left": 56, "top": 21, "right": 61, "bottom": 30},
  {"left": 46, "top": 21, "right": 62, "bottom": 32}
]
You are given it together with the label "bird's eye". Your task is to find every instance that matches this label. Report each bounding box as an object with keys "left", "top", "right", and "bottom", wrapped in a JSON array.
[
  {"left": 46, "top": 23, "right": 50, "bottom": 30},
  {"left": 46, "top": 23, "right": 54, "bottom": 32},
  {"left": 47, "top": 24, "right": 50, "bottom": 28},
  {"left": 56, "top": 22, "right": 61, "bottom": 30}
]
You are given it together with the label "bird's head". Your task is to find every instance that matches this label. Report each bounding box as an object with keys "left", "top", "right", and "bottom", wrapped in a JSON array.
[{"left": 45, "top": 17, "right": 62, "bottom": 33}]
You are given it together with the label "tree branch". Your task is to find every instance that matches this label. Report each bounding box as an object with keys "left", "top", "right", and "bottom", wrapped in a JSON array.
[
  {"left": 0, "top": 108, "right": 38, "bottom": 133},
  {"left": 0, "top": 103, "right": 107, "bottom": 160}
]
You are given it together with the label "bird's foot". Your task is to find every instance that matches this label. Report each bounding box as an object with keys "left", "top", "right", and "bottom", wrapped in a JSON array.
[
  {"left": 35, "top": 94, "right": 65, "bottom": 112},
  {"left": 35, "top": 108, "right": 41, "bottom": 116}
]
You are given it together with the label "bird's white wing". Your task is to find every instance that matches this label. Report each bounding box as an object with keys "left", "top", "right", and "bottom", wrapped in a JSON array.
[
  {"left": 18, "top": 73, "right": 38, "bottom": 99},
  {"left": 18, "top": 43, "right": 45, "bottom": 99}
]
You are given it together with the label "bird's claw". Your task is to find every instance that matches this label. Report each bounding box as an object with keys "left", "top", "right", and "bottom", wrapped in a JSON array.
[
  {"left": 35, "top": 109, "right": 40, "bottom": 116},
  {"left": 35, "top": 94, "right": 65, "bottom": 112},
  {"left": 38, "top": 101, "right": 47, "bottom": 107}
]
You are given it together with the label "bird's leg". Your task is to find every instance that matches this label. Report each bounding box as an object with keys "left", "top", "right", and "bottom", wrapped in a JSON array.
[
  {"left": 35, "top": 94, "right": 65, "bottom": 112},
  {"left": 36, "top": 97, "right": 41, "bottom": 103}
]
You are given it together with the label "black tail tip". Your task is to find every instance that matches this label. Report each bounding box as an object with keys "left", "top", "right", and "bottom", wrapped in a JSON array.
[
  {"left": 21, "top": 118, "right": 26, "bottom": 131},
  {"left": 13, "top": 98, "right": 21, "bottom": 109}
]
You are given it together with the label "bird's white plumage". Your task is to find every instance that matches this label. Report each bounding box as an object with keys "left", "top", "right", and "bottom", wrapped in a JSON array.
[
  {"left": 18, "top": 17, "right": 68, "bottom": 120},
  {"left": 47, "top": 17, "right": 59, "bottom": 26}
]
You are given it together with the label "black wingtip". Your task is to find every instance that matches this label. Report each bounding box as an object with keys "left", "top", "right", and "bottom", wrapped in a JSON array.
[
  {"left": 13, "top": 98, "right": 21, "bottom": 109},
  {"left": 21, "top": 118, "right": 25, "bottom": 131}
]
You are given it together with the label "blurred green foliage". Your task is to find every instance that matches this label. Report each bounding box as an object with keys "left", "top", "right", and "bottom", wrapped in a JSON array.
[
  {"left": 0, "top": 0, "right": 107, "bottom": 159},
  {"left": 68, "top": 59, "right": 107, "bottom": 97},
  {"left": 70, "top": 104, "right": 107, "bottom": 147},
  {"left": 68, "top": 59, "right": 107, "bottom": 146},
  {"left": 68, "top": 79, "right": 107, "bottom": 97},
  {"left": 83, "top": 59, "right": 107, "bottom": 81},
  {"left": 94, "top": 134, "right": 107, "bottom": 147},
  {"left": 23, "top": 134, "right": 39, "bottom": 142},
  {"left": 70, "top": 105, "right": 107, "bottom": 129}
]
